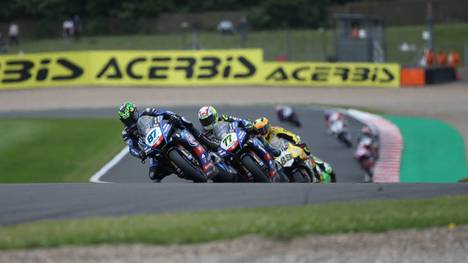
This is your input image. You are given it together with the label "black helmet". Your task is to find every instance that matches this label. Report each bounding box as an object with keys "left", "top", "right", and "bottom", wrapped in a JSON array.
[{"left": 118, "top": 102, "right": 139, "bottom": 127}]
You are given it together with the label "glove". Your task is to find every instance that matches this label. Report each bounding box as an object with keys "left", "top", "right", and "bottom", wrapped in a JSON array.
[
  {"left": 138, "top": 151, "right": 147, "bottom": 162},
  {"left": 245, "top": 123, "right": 255, "bottom": 133},
  {"left": 298, "top": 143, "right": 311, "bottom": 155},
  {"left": 169, "top": 115, "right": 183, "bottom": 128}
]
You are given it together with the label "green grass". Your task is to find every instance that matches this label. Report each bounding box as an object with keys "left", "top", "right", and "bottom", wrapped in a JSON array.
[
  {"left": 4, "top": 23, "right": 468, "bottom": 64},
  {"left": 0, "top": 118, "right": 123, "bottom": 183},
  {"left": 0, "top": 194, "right": 466, "bottom": 250}
]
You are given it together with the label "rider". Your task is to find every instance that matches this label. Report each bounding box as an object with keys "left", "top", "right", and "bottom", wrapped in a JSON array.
[
  {"left": 118, "top": 102, "right": 215, "bottom": 182},
  {"left": 355, "top": 126, "right": 379, "bottom": 182},
  {"left": 275, "top": 105, "right": 302, "bottom": 127},
  {"left": 197, "top": 105, "right": 281, "bottom": 182},
  {"left": 253, "top": 117, "right": 336, "bottom": 182}
]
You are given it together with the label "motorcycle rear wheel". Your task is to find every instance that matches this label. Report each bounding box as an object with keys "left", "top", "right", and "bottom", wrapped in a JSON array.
[
  {"left": 168, "top": 149, "right": 207, "bottom": 183},
  {"left": 290, "top": 169, "right": 307, "bottom": 183}
]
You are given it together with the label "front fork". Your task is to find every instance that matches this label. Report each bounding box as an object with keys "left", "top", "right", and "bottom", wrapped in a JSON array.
[
  {"left": 248, "top": 139, "right": 280, "bottom": 182},
  {"left": 179, "top": 130, "right": 217, "bottom": 178}
]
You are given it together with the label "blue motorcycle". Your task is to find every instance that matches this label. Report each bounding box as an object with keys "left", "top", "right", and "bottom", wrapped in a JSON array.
[
  {"left": 213, "top": 121, "right": 272, "bottom": 182},
  {"left": 137, "top": 115, "right": 217, "bottom": 182}
]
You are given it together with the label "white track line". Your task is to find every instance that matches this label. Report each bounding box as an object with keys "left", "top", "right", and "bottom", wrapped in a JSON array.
[{"left": 89, "top": 147, "right": 129, "bottom": 183}]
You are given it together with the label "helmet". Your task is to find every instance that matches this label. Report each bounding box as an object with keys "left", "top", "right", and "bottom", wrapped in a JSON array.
[
  {"left": 118, "top": 102, "right": 139, "bottom": 127},
  {"left": 361, "top": 126, "right": 372, "bottom": 136},
  {"left": 253, "top": 117, "right": 271, "bottom": 137},
  {"left": 198, "top": 106, "right": 218, "bottom": 130}
]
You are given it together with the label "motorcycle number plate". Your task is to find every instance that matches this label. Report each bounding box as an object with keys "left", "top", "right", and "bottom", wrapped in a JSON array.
[
  {"left": 145, "top": 127, "right": 163, "bottom": 147},
  {"left": 277, "top": 152, "right": 294, "bottom": 167},
  {"left": 220, "top": 133, "right": 238, "bottom": 151}
]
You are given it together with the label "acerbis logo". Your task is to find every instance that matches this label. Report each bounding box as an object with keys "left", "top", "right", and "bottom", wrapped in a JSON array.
[
  {"left": 266, "top": 65, "right": 396, "bottom": 84},
  {"left": 96, "top": 55, "right": 257, "bottom": 80},
  {"left": 0, "top": 58, "right": 84, "bottom": 83}
]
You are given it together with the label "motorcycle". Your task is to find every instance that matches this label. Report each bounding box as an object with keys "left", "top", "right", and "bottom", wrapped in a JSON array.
[
  {"left": 214, "top": 121, "right": 274, "bottom": 182},
  {"left": 137, "top": 115, "right": 220, "bottom": 183},
  {"left": 329, "top": 120, "right": 353, "bottom": 148},
  {"left": 313, "top": 158, "right": 336, "bottom": 183},
  {"left": 270, "top": 137, "right": 313, "bottom": 183},
  {"left": 276, "top": 105, "right": 302, "bottom": 127}
]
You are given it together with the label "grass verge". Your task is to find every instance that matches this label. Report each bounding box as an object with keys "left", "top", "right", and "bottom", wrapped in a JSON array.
[
  {"left": 0, "top": 195, "right": 467, "bottom": 250},
  {"left": 0, "top": 118, "right": 122, "bottom": 182}
]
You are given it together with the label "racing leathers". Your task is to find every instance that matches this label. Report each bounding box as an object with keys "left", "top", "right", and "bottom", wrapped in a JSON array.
[
  {"left": 202, "top": 114, "right": 281, "bottom": 182},
  {"left": 259, "top": 126, "right": 336, "bottom": 182},
  {"left": 122, "top": 108, "right": 214, "bottom": 182}
]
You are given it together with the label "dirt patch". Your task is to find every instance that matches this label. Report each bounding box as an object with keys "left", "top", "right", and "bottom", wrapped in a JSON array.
[{"left": 1, "top": 225, "right": 466, "bottom": 263}]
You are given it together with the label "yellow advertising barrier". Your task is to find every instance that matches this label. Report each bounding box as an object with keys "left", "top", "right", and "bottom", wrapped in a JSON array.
[
  {"left": 0, "top": 52, "right": 91, "bottom": 89},
  {"left": 91, "top": 49, "right": 263, "bottom": 86},
  {"left": 0, "top": 49, "right": 401, "bottom": 89},
  {"left": 263, "top": 62, "right": 400, "bottom": 88}
]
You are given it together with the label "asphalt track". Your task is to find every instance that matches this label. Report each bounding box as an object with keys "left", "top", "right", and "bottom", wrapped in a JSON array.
[{"left": 0, "top": 105, "right": 467, "bottom": 226}]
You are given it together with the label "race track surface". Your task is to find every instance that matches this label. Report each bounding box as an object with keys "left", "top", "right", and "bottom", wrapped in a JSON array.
[
  {"left": 1, "top": 105, "right": 467, "bottom": 226},
  {"left": 1, "top": 183, "right": 467, "bottom": 225}
]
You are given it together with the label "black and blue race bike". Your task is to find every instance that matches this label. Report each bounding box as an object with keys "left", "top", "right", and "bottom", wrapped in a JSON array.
[{"left": 213, "top": 121, "right": 273, "bottom": 182}]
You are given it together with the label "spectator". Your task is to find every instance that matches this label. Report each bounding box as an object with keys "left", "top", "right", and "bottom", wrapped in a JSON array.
[
  {"left": 437, "top": 50, "right": 448, "bottom": 66},
  {"left": 8, "top": 22, "right": 19, "bottom": 46},
  {"left": 63, "top": 18, "right": 74, "bottom": 39},
  {"left": 72, "top": 15, "right": 82, "bottom": 40},
  {"left": 238, "top": 16, "right": 249, "bottom": 47},
  {"left": 217, "top": 20, "right": 235, "bottom": 34},
  {"left": 351, "top": 27, "right": 359, "bottom": 39},
  {"left": 448, "top": 49, "right": 460, "bottom": 68},
  {"left": 423, "top": 48, "right": 435, "bottom": 67}
]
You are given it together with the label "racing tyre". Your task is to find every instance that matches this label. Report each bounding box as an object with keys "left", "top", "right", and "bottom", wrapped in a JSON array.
[
  {"left": 290, "top": 169, "right": 307, "bottom": 183},
  {"left": 241, "top": 154, "right": 270, "bottom": 183},
  {"left": 168, "top": 148, "right": 207, "bottom": 183},
  {"left": 212, "top": 166, "right": 236, "bottom": 182}
]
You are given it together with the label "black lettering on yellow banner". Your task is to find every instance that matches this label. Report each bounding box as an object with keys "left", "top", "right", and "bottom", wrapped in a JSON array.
[
  {"left": 1, "top": 58, "right": 83, "bottom": 83},
  {"left": 264, "top": 62, "right": 400, "bottom": 88},
  {"left": 149, "top": 57, "right": 170, "bottom": 79},
  {"left": 94, "top": 54, "right": 258, "bottom": 82},
  {"left": 96, "top": 57, "right": 123, "bottom": 79}
]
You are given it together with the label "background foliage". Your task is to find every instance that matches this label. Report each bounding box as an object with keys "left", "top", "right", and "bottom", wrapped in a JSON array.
[{"left": 0, "top": 0, "right": 361, "bottom": 29}]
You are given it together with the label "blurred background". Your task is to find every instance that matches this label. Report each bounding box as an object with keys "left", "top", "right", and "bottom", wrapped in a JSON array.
[{"left": 0, "top": 0, "right": 467, "bottom": 66}]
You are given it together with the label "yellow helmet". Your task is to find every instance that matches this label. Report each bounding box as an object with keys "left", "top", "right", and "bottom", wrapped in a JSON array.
[{"left": 253, "top": 117, "right": 271, "bottom": 136}]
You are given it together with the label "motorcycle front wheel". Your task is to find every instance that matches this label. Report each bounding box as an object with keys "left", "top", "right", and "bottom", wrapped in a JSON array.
[
  {"left": 241, "top": 154, "right": 270, "bottom": 183},
  {"left": 168, "top": 148, "right": 207, "bottom": 183}
]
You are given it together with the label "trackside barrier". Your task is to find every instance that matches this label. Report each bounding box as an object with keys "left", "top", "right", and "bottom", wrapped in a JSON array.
[
  {"left": 347, "top": 109, "right": 402, "bottom": 183},
  {"left": 0, "top": 50, "right": 401, "bottom": 89}
]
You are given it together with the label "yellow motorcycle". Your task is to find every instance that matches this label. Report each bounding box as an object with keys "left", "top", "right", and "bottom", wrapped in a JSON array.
[
  {"left": 272, "top": 137, "right": 334, "bottom": 183},
  {"left": 272, "top": 138, "right": 316, "bottom": 183}
]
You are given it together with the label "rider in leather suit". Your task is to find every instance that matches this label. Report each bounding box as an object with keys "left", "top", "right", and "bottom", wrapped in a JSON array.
[
  {"left": 197, "top": 105, "right": 281, "bottom": 182},
  {"left": 253, "top": 117, "right": 336, "bottom": 182},
  {"left": 118, "top": 102, "right": 214, "bottom": 182}
]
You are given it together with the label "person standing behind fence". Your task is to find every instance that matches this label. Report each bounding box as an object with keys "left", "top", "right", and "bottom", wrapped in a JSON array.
[
  {"left": 8, "top": 22, "right": 19, "bottom": 46},
  {"left": 72, "top": 15, "right": 82, "bottom": 41},
  {"left": 448, "top": 49, "right": 460, "bottom": 68},
  {"left": 63, "top": 18, "right": 74, "bottom": 39},
  {"left": 437, "top": 50, "right": 448, "bottom": 66}
]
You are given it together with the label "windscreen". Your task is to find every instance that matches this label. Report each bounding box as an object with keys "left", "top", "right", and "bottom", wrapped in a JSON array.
[
  {"left": 137, "top": 116, "right": 156, "bottom": 136},
  {"left": 213, "top": 121, "right": 233, "bottom": 140}
]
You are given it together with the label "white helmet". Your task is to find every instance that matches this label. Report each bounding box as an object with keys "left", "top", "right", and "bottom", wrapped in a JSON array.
[{"left": 198, "top": 106, "right": 218, "bottom": 131}]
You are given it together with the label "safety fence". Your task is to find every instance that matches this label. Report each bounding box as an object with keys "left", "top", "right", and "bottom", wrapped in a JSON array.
[{"left": 0, "top": 49, "right": 400, "bottom": 89}]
